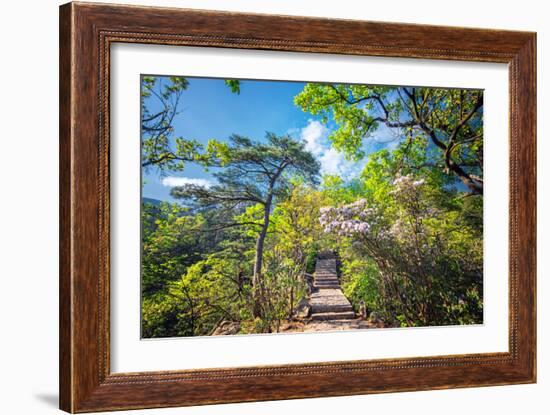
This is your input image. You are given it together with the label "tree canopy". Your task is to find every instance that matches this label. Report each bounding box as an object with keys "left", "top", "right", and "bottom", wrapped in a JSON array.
[
  {"left": 141, "top": 76, "right": 240, "bottom": 173},
  {"left": 294, "top": 85, "right": 483, "bottom": 194}
]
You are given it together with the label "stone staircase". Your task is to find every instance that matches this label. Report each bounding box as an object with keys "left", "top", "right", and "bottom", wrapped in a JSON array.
[{"left": 310, "top": 253, "right": 355, "bottom": 321}]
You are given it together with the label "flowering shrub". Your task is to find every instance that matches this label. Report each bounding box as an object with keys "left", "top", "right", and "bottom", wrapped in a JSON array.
[
  {"left": 319, "top": 174, "right": 429, "bottom": 240},
  {"left": 319, "top": 199, "right": 373, "bottom": 236},
  {"left": 319, "top": 173, "right": 483, "bottom": 327}
]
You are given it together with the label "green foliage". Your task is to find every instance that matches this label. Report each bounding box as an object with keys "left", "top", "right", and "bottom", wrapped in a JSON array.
[
  {"left": 170, "top": 133, "right": 321, "bottom": 211},
  {"left": 141, "top": 76, "right": 242, "bottom": 173},
  {"left": 141, "top": 76, "right": 195, "bottom": 172},
  {"left": 141, "top": 202, "right": 205, "bottom": 297},
  {"left": 294, "top": 84, "right": 396, "bottom": 160},
  {"left": 224, "top": 79, "right": 241, "bottom": 94},
  {"left": 142, "top": 254, "right": 252, "bottom": 337},
  {"left": 340, "top": 256, "right": 381, "bottom": 314},
  {"left": 320, "top": 154, "right": 483, "bottom": 327},
  {"left": 320, "top": 174, "right": 363, "bottom": 204},
  {"left": 174, "top": 133, "right": 320, "bottom": 319},
  {"left": 295, "top": 84, "right": 484, "bottom": 194}
]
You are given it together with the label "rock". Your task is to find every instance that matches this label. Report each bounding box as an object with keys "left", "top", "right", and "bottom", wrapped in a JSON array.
[
  {"left": 369, "top": 311, "right": 382, "bottom": 322},
  {"left": 212, "top": 321, "right": 240, "bottom": 336},
  {"left": 295, "top": 297, "right": 311, "bottom": 319},
  {"left": 280, "top": 321, "right": 306, "bottom": 332},
  {"left": 304, "top": 273, "right": 314, "bottom": 295}
]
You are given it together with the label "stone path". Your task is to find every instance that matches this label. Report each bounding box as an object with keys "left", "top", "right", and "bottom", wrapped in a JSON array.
[
  {"left": 309, "top": 255, "right": 355, "bottom": 321},
  {"left": 279, "top": 253, "right": 383, "bottom": 333}
]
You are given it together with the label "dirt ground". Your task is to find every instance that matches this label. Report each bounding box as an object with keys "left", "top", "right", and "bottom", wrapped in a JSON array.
[{"left": 279, "top": 318, "right": 386, "bottom": 333}]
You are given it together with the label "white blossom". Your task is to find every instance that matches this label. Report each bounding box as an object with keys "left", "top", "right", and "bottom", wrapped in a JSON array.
[{"left": 319, "top": 200, "right": 373, "bottom": 237}]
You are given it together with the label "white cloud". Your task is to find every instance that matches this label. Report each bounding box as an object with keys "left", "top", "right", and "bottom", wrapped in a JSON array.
[
  {"left": 161, "top": 176, "right": 213, "bottom": 188},
  {"left": 298, "top": 120, "right": 366, "bottom": 180},
  {"left": 318, "top": 148, "right": 349, "bottom": 176},
  {"left": 301, "top": 120, "right": 328, "bottom": 157}
]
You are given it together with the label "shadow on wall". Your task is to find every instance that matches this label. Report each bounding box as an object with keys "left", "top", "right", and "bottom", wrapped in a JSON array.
[{"left": 34, "top": 393, "right": 58, "bottom": 408}]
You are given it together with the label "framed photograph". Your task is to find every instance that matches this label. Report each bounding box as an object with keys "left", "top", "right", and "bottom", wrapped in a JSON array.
[{"left": 59, "top": 2, "right": 536, "bottom": 412}]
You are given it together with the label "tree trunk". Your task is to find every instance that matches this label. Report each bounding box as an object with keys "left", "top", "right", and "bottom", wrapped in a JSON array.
[
  {"left": 289, "top": 286, "right": 294, "bottom": 319},
  {"left": 251, "top": 163, "right": 286, "bottom": 318},
  {"left": 252, "top": 192, "right": 273, "bottom": 318}
]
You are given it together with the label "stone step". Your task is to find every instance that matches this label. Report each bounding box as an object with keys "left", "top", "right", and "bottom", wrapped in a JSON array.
[
  {"left": 315, "top": 266, "right": 336, "bottom": 271},
  {"left": 311, "top": 303, "right": 353, "bottom": 313},
  {"left": 306, "top": 253, "right": 357, "bottom": 322},
  {"left": 310, "top": 290, "right": 345, "bottom": 297},
  {"left": 310, "top": 311, "right": 356, "bottom": 321},
  {"left": 314, "top": 284, "right": 341, "bottom": 289}
]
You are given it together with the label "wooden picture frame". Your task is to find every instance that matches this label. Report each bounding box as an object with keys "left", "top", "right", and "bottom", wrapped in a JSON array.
[{"left": 59, "top": 2, "right": 536, "bottom": 412}]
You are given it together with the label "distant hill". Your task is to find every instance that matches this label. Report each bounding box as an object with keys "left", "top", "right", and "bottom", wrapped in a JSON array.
[{"left": 142, "top": 197, "right": 163, "bottom": 206}]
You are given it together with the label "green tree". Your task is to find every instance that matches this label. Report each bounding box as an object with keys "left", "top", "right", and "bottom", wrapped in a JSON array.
[
  {"left": 171, "top": 133, "right": 320, "bottom": 317},
  {"left": 295, "top": 84, "right": 483, "bottom": 194},
  {"left": 141, "top": 76, "right": 241, "bottom": 173},
  {"left": 269, "top": 184, "right": 330, "bottom": 316}
]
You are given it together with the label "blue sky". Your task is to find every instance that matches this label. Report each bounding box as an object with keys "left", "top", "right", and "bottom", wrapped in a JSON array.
[{"left": 142, "top": 76, "right": 400, "bottom": 202}]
